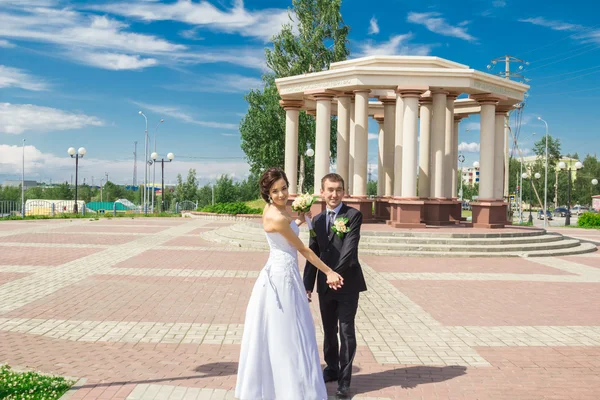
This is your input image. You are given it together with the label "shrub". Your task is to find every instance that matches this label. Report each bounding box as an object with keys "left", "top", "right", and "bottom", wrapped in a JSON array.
[
  {"left": 199, "top": 202, "right": 262, "bottom": 215},
  {"left": 0, "top": 364, "right": 73, "bottom": 400},
  {"left": 578, "top": 212, "right": 600, "bottom": 228}
]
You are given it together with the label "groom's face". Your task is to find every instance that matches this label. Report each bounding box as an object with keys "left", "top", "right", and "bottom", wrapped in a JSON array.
[{"left": 321, "top": 179, "right": 344, "bottom": 209}]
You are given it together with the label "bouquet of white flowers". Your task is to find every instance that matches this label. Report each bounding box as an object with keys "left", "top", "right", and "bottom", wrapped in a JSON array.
[{"left": 291, "top": 193, "right": 317, "bottom": 237}]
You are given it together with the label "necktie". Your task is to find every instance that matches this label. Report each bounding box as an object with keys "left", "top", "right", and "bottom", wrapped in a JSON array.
[{"left": 328, "top": 210, "right": 335, "bottom": 231}]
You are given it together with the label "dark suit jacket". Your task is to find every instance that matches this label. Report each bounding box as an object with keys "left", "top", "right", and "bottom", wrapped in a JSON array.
[{"left": 303, "top": 203, "right": 367, "bottom": 295}]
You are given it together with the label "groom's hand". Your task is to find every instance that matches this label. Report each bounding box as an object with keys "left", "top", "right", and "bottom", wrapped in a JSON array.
[{"left": 306, "top": 290, "right": 312, "bottom": 302}]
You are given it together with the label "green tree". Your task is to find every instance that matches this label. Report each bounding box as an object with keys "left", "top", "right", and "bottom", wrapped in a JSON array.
[
  {"left": 24, "top": 186, "right": 44, "bottom": 200},
  {"left": 214, "top": 175, "right": 237, "bottom": 203},
  {"left": 265, "top": 0, "right": 349, "bottom": 77},
  {"left": 197, "top": 185, "right": 213, "bottom": 208},
  {"left": 240, "top": 0, "right": 349, "bottom": 188},
  {"left": 174, "top": 169, "right": 199, "bottom": 202},
  {"left": 367, "top": 181, "right": 377, "bottom": 197},
  {"left": 0, "top": 185, "right": 20, "bottom": 202},
  {"left": 237, "top": 173, "right": 260, "bottom": 201},
  {"left": 46, "top": 183, "right": 72, "bottom": 200},
  {"left": 533, "top": 135, "right": 561, "bottom": 167}
]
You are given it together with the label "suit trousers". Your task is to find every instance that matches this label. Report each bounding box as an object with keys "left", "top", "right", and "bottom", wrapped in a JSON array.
[{"left": 318, "top": 290, "right": 359, "bottom": 386}]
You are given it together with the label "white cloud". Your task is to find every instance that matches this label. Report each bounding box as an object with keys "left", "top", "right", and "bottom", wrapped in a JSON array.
[
  {"left": 0, "top": 103, "right": 104, "bottom": 134},
  {"left": 492, "top": 0, "right": 507, "bottom": 7},
  {"left": 163, "top": 73, "right": 263, "bottom": 94},
  {"left": 0, "top": 65, "right": 50, "bottom": 91},
  {"left": 91, "top": 0, "right": 291, "bottom": 42},
  {"left": 0, "top": 5, "right": 267, "bottom": 71},
  {"left": 355, "top": 33, "right": 433, "bottom": 57},
  {"left": 0, "top": 144, "right": 251, "bottom": 186},
  {"left": 0, "top": 39, "right": 14, "bottom": 48},
  {"left": 458, "top": 142, "right": 480, "bottom": 153},
  {"left": 368, "top": 133, "right": 379, "bottom": 140},
  {"left": 77, "top": 52, "right": 158, "bottom": 70},
  {"left": 132, "top": 101, "right": 238, "bottom": 130},
  {"left": 518, "top": 17, "right": 583, "bottom": 32},
  {"left": 368, "top": 16, "right": 379, "bottom": 35},
  {"left": 407, "top": 12, "right": 477, "bottom": 42},
  {"left": 518, "top": 17, "right": 600, "bottom": 45}
]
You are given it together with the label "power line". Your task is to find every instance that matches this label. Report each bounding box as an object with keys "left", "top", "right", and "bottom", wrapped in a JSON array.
[
  {"left": 533, "top": 64, "right": 600, "bottom": 80},
  {"left": 177, "top": 155, "right": 246, "bottom": 160},
  {"left": 529, "top": 42, "right": 598, "bottom": 64},
  {"left": 527, "top": 46, "right": 600, "bottom": 72},
  {"left": 520, "top": 22, "right": 600, "bottom": 55},
  {"left": 533, "top": 85, "right": 600, "bottom": 96},
  {"left": 535, "top": 67, "right": 600, "bottom": 88}
]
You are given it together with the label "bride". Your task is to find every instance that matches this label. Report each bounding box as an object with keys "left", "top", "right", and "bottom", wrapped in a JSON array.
[{"left": 235, "top": 167, "right": 344, "bottom": 400}]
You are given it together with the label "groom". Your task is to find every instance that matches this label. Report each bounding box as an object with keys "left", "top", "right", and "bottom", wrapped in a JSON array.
[{"left": 303, "top": 173, "right": 367, "bottom": 398}]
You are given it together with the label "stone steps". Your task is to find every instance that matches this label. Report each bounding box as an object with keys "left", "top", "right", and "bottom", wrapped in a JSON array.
[
  {"left": 226, "top": 224, "right": 563, "bottom": 246},
  {"left": 200, "top": 224, "right": 598, "bottom": 258}
]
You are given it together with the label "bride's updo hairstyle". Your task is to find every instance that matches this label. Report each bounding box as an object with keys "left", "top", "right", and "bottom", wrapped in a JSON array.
[{"left": 260, "top": 167, "right": 289, "bottom": 203}]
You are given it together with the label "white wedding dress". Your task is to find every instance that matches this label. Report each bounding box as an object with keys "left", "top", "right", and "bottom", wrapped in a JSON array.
[{"left": 235, "top": 220, "right": 328, "bottom": 400}]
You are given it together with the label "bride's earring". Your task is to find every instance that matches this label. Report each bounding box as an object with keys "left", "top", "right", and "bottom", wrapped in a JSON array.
[{"left": 268, "top": 197, "right": 273, "bottom": 203}]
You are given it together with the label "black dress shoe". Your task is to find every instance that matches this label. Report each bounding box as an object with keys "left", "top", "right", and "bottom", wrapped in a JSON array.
[
  {"left": 336, "top": 384, "right": 350, "bottom": 398},
  {"left": 323, "top": 371, "right": 338, "bottom": 383}
]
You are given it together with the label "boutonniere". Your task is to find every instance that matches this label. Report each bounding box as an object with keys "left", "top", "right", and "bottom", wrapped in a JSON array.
[{"left": 331, "top": 217, "right": 350, "bottom": 238}]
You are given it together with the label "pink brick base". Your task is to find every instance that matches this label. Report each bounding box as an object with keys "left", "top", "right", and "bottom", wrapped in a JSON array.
[{"left": 2, "top": 233, "right": 139, "bottom": 245}]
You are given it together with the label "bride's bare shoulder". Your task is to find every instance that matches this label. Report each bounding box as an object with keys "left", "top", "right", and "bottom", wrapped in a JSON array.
[{"left": 263, "top": 206, "right": 289, "bottom": 233}]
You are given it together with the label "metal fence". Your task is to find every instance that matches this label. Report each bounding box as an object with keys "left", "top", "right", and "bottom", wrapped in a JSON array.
[{"left": 0, "top": 199, "right": 199, "bottom": 218}]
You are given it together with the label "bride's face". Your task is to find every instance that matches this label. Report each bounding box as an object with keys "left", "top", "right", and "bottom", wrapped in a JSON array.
[{"left": 269, "top": 178, "right": 289, "bottom": 206}]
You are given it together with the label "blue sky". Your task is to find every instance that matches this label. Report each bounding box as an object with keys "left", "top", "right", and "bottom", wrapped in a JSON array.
[{"left": 1, "top": 0, "right": 599, "bottom": 187}]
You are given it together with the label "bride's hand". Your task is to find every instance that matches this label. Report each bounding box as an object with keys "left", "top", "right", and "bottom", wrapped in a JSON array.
[{"left": 326, "top": 270, "right": 344, "bottom": 290}]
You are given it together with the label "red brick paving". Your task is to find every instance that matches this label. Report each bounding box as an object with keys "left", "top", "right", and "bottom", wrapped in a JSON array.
[
  {"left": 0, "top": 246, "right": 101, "bottom": 266},
  {"left": 187, "top": 227, "right": 219, "bottom": 235},
  {"left": 393, "top": 281, "right": 600, "bottom": 326},
  {"left": 0, "top": 272, "right": 30, "bottom": 285},
  {"left": 2, "top": 233, "right": 139, "bottom": 245},
  {"left": 1, "top": 331, "right": 599, "bottom": 400},
  {"left": 49, "top": 225, "right": 169, "bottom": 234},
  {"left": 560, "top": 256, "right": 600, "bottom": 269},
  {"left": 113, "top": 250, "right": 268, "bottom": 270},
  {"left": 162, "top": 236, "right": 232, "bottom": 247},
  {"left": 6, "top": 275, "right": 255, "bottom": 324},
  {"left": 363, "top": 256, "right": 573, "bottom": 275}
]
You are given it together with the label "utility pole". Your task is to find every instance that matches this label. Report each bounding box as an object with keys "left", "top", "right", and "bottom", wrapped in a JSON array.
[
  {"left": 487, "top": 55, "right": 530, "bottom": 203},
  {"left": 21, "top": 139, "right": 25, "bottom": 218},
  {"left": 133, "top": 141, "right": 138, "bottom": 188}
]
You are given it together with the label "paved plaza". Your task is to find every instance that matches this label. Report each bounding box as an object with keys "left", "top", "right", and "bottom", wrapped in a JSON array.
[{"left": 0, "top": 218, "right": 599, "bottom": 399}]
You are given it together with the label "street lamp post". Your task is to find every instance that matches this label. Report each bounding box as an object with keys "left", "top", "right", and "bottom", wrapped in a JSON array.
[
  {"left": 138, "top": 111, "right": 148, "bottom": 213},
  {"left": 152, "top": 119, "right": 164, "bottom": 212},
  {"left": 151, "top": 152, "right": 174, "bottom": 213},
  {"left": 67, "top": 146, "right": 86, "bottom": 214},
  {"left": 299, "top": 144, "right": 314, "bottom": 194},
  {"left": 538, "top": 116, "right": 549, "bottom": 228},
  {"left": 458, "top": 154, "right": 465, "bottom": 200},
  {"left": 21, "top": 139, "right": 25, "bottom": 218},
  {"left": 558, "top": 160, "right": 583, "bottom": 226}
]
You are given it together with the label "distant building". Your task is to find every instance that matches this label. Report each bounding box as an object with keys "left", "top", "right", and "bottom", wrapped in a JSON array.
[
  {"left": 461, "top": 166, "right": 480, "bottom": 186},
  {"left": 521, "top": 156, "right": 580, "bottom": 181},
  {"left": 2, "top": 180, "right": 39, "bottom": 190}
]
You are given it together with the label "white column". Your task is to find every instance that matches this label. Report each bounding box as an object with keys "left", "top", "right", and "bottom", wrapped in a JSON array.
[
  {"left": 348, "top": 99, "right": 355, "bottom": 195},
  {"left": 494, "top": 109, "right": 506, "bottom": 200},
  {"left": 418, "top": 96, "right": 432, "bottom": 198},
  {"left": 444, "top": 94, "right": 457, "bottom": 198},
  {"left": 476, "top": 98, "right": 498, "bottom": 200},
  {"left": 393, "top": 90, "right": 404, "bottom": 196},
  {"left": 431, "top": 91, "right": 448, "bottom": 198},
  {"left": 313, "top": 94, "right": 334, "bottom": 194},
  {"left": 452, "top": 116, "right": 462, "bottom": 199},
  {"left": 336, "top": 95, "right": 351, "bottom": 187},
  {"left": 353, "top": 90, "right": 369, "bottom": 197},
  {"left": 382, "top": 98, "right": 396, "bottom": 196},
  {"left": 375, "top": 116, "right": 385, "bottom": 196},
  {"left": 282, "top": 100, "right": 301, "bottom": 195},
  {"left": 400, "top": 91, "right": 422, "bottom": 198}
]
